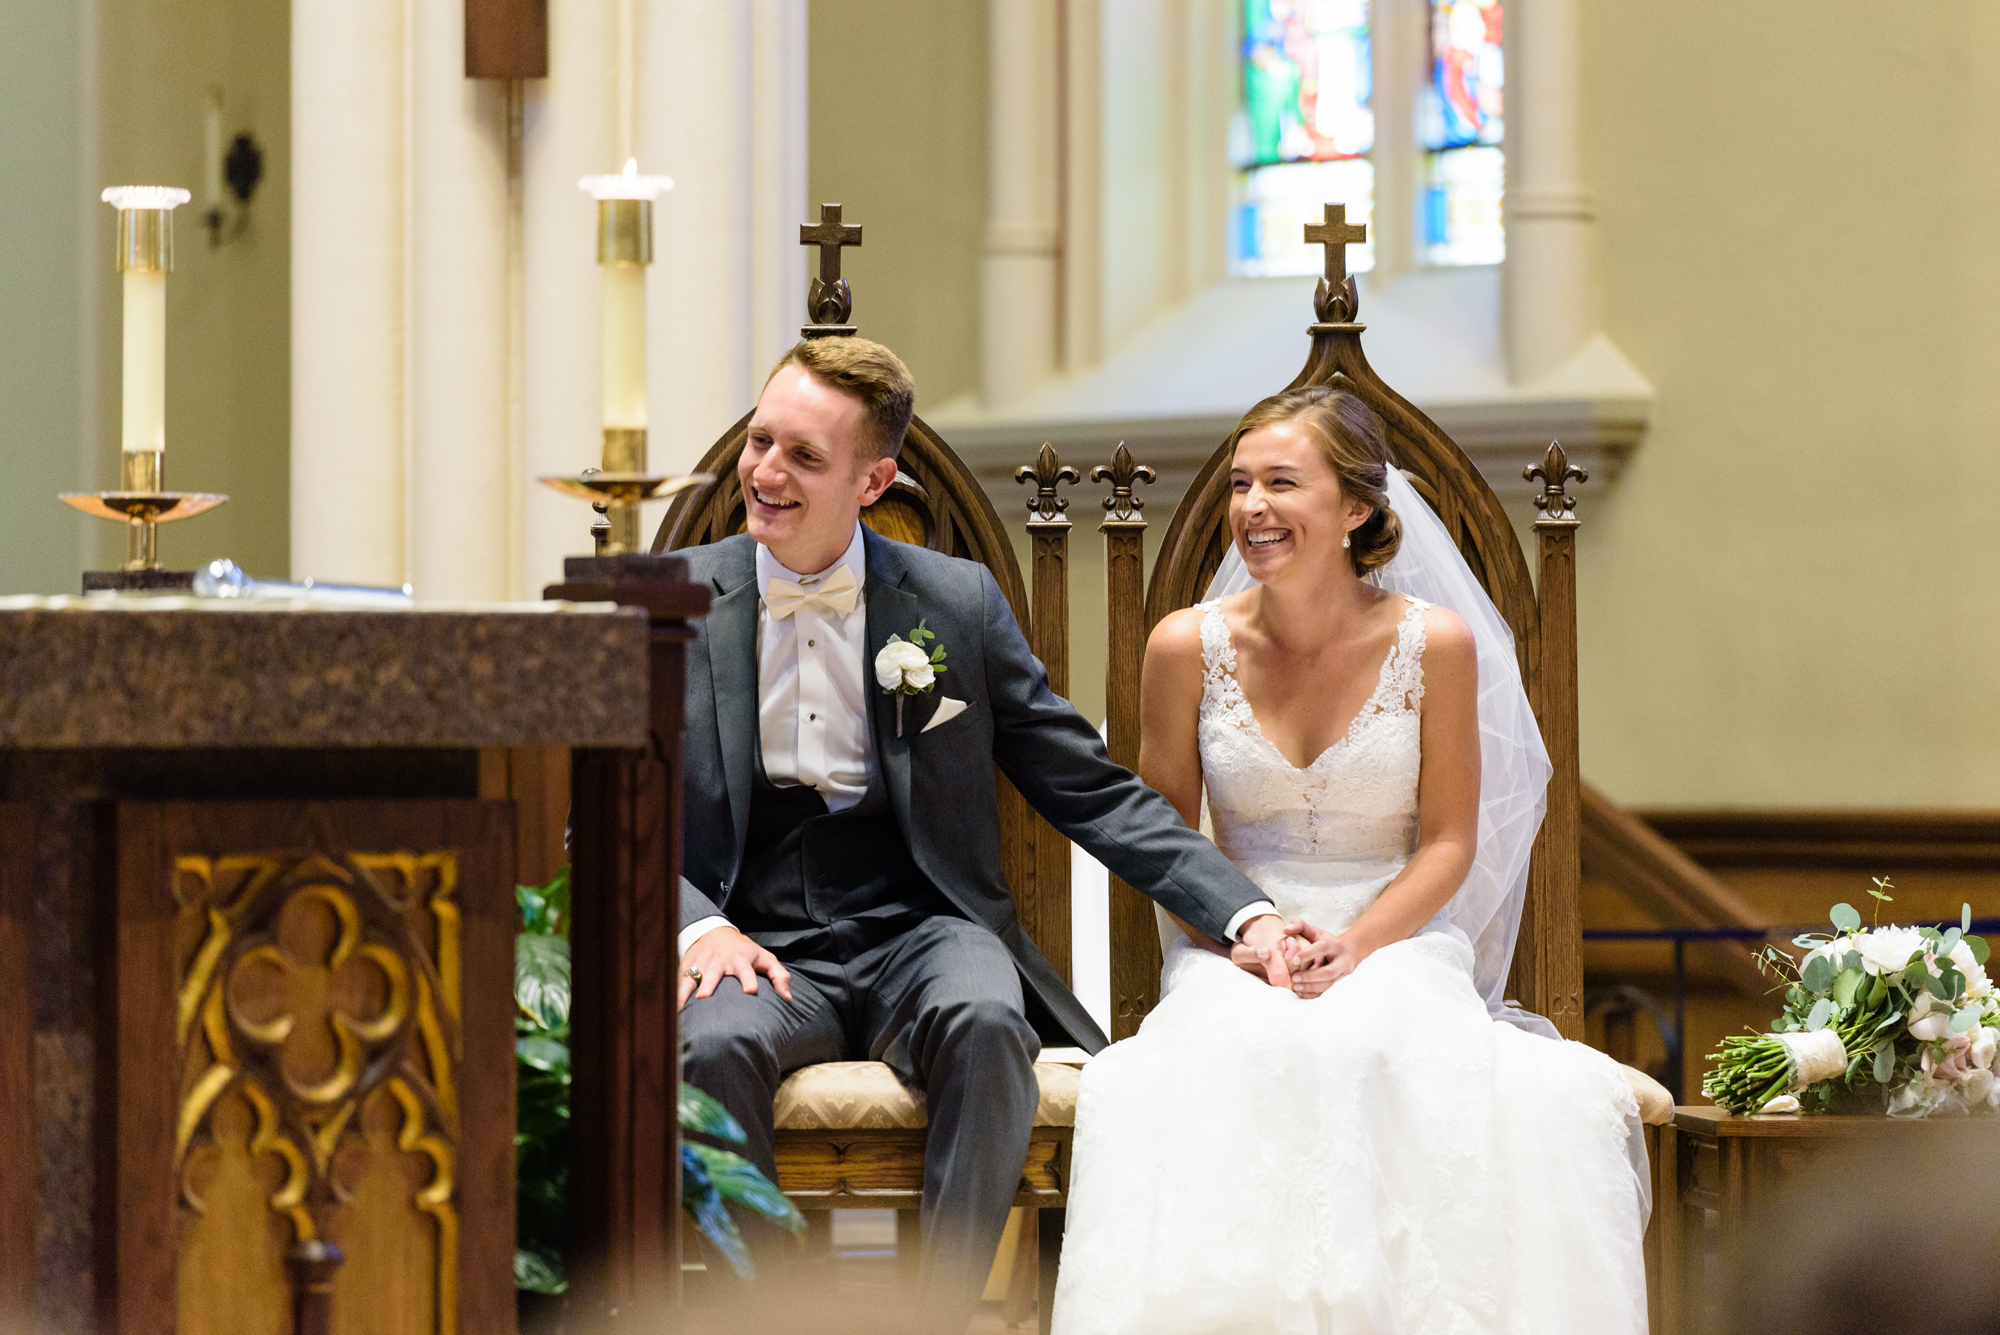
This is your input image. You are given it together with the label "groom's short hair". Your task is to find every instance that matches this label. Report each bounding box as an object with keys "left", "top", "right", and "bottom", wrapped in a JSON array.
[{"left": 765, "top": 337, "right": 916, "bottom": 462}]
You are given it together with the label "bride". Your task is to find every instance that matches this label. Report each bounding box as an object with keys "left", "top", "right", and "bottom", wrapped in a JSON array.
[{"left": 1050, "top": 387, "right": 1650, "bottom": 1334}]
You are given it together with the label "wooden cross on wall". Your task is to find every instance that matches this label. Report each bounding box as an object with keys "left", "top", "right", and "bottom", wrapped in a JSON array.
[
  {"left": 800, "top": 203, "right": 863, "bottom": 334},
  {"left": 1303, "top": 202, "right": 1368, "bottom": 324}
]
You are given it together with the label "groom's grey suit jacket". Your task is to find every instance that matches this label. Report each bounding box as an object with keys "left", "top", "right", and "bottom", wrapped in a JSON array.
[{"left": 675, "top": 529, "right": 1268, "bottom": 1053}]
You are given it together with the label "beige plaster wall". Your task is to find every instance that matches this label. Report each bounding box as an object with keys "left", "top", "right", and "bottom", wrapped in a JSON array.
[
  {"left": 806, "top": 0, "right": 988, "bottom": 411},
  {"left": 0, "top": 2, "right": 91, "bottom": 595},
  {"left": 91, "top": 0, "right": 292, "bottom": 580},
  {"left": 1575, "top": 0, "right": 2000, "bottom": 808}
]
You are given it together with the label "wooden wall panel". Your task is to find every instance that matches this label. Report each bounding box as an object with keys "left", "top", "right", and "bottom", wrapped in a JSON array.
[
  {"left": 0, "top": 803, "right": 31, "bottom": 1328},
  {"left": 103, "top": 800, "right": 515, "bottom": 1335}
]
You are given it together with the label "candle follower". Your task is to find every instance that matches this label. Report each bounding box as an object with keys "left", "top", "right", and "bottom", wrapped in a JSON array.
[
  {"left": 597, "top": 199, "right": 653, "bottom": 266},
  {"left": 116, "top": 208, "right": 175, "bottom": 274}
]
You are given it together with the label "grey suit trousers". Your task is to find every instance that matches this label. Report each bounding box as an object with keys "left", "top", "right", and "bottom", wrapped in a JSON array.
[{"left": 680, "top": 915, "right": 1039, "bottom": 1327}]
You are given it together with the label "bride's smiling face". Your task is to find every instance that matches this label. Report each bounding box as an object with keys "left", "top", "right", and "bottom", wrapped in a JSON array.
[{"left": 1229, "top": 419, "right": 1373, "bottom": 584}]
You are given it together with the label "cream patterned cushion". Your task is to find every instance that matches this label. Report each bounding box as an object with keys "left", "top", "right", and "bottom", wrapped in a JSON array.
[{"left": 772, "top": 1060, "right": 1083, "bottom": 1131}]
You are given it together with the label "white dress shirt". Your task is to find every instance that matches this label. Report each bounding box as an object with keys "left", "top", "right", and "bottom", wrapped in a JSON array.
[
  {"left": 680, "top": 525, "right": 872, "bottom": 956},
  {"left": 678, "top": 523, "right": 1277, "bottom": 958}
]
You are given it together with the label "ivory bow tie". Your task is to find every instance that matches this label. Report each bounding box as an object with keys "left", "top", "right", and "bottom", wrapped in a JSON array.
[{"left": 765, "top": 565, "right": 860, "bottom": 619}]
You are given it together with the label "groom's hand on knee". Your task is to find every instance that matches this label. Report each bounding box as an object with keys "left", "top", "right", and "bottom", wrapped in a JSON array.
[{"left": 679, "top": 925, "right": 794, "bottom": 1010}]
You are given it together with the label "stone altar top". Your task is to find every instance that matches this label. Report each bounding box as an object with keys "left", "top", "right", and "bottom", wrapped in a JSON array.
[{"left": 0, "top": 596, "right": 651, "bottom": 750}]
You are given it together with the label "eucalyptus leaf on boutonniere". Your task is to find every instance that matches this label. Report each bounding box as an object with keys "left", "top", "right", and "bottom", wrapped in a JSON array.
[{"left": 876, "top": 619, "right": 947, "bottom": 736}]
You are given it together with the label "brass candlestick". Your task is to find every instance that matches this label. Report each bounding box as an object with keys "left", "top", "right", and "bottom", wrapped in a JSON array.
[
  {"left": 61, "top": 451, "right": 228, "bottom": 572},
  {"left": 61, "top": 188, "right": 227, "bottom": 581},
  {"left": 540, "top": 162, "right": 708, "bottom": 554},
  {"left": 539, "top": 448, "right": 712, "bottom": 554}
]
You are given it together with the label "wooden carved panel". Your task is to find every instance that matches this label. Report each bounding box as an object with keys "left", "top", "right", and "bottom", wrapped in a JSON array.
[{"left": 106, "top": 802, "right": 514, "bottom": 1335}]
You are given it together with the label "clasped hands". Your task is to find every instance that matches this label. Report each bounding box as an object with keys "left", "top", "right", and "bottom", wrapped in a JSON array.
[{"left": 1232, "top": 915, "right": 1363, "bottom": 999}]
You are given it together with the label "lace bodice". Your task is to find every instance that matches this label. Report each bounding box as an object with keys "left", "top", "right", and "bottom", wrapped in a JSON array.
[{"left": 1198, "top": 595, "right": 1428, "bottom": 868}]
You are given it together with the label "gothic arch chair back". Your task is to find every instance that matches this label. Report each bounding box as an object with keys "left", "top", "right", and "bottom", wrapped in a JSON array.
[
  {"left": 1109, "top": 211, "right": 1589, "bottom": 1044},
  {"left": 650, "top": 218, "right": 1085, "bottom": 1315}
]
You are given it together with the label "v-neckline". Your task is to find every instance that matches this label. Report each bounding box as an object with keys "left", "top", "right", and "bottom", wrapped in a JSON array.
[{"left": 1214, "top": 597, "right": 1417, "bottom": 774}]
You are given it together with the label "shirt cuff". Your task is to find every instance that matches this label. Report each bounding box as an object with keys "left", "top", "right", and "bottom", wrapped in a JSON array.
[
  {"left": 678, "top": 916, "right": 733, "bottom": 959},
  {"left": 1224, "top": 902, "right": 1281, "bottom": 943}
]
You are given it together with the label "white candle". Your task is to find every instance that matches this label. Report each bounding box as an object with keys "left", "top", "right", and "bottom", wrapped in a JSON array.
[
  {"left": 578, "top": 160, "right": 672, "bottom": 438},
  {"left": 101, "top": 187, "right": 190, "bottom": 464},
  {"left": 122, "top": 270, "right": 167, "bottom": 454},
  {"left": 602, "top": 263, "right": 647, "bottom": 428}
]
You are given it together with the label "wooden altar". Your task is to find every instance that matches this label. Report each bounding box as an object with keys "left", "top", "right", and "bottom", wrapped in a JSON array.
[{"left": 0, "top": 595, "right": 660, "bottom": 1335}]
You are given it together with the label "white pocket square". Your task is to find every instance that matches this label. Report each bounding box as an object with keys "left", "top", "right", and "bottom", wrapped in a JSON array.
[{"left": 921, "top": 696, "right": 970, "bottom": 733}]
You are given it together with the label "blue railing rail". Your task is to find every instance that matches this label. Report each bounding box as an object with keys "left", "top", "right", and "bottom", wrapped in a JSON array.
[{"left": 1580, "top": 919, "right": 2000, "bottom": 1102}]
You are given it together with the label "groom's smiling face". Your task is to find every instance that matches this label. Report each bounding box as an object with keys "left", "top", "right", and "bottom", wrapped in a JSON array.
[{"left": 741, "top": 364, "right": 899, "bottom": 574}]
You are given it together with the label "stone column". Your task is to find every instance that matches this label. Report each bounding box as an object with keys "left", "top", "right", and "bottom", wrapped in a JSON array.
[
  {"left": 290, "top": 0, "right": 405, "bottom": 586},
  {"left": 407, "top": 0, "right": 512, "bottom": 601},
  {"left": 1504, "top": 0, "right": 1596, "bottom": 384},
  {"left": 982, "top": 0, "right": 1062, "bottom": 406},
  {"left": 294, "top": 0, "right": 806, "bottom": 589},
  {"left": 519, "top": 3, "right": 619, "bottom": 590},
  {"left": 636, "top": 0, "right": 807, "bottom": 474}
]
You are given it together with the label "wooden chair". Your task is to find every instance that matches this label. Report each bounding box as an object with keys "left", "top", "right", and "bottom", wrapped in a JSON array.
[
  {"left": 651, "top": 208, "right": 1086, "bottom": 1325},
  {"left": 1104, "top": 207, "right": 1592, "bottom": 1042}
]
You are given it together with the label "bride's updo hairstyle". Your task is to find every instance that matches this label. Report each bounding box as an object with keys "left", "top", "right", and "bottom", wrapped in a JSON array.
[{"left": 1229, "top": 386, "right": 1402, "bottom": 576}]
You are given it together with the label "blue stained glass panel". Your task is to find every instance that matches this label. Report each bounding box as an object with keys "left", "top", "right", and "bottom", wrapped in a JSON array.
[{"left": 1421, "top": 0, "right": 1504, "bottom": 265}]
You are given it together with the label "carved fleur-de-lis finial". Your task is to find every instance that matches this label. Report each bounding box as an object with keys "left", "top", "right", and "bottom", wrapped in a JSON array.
[
  {"left": 1015, "top": 443, "right": 1079, "bottom": 527},
  {"left": 1091, "top": 443, "right": 1157, "bottom": 525},
  {"left": 1524, "top": 442, "right": 1587, "bottom": 521}
]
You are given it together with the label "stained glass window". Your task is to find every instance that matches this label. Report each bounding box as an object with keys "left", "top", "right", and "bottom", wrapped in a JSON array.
[
  {"left": 1420, "top": 0, "right": 1504, "bottom": 265},
  {"left": 1232, "top": 0, "right": 1375, "bottom": 278}
]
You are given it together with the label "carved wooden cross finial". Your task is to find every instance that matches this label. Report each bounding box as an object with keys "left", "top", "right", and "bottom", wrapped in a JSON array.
[
  {"left": 1016, "top": 443, "right": 1079, "bottom": 527},
  {"left": 1304, "top": 202, "right": 1367, "bottom": 287},
  {"left": 1304, "top": 202, "right": 1367, "bottom": 324},
  {"left": 1524, "top": 442, "right": 1588, "bottom": 522},
  {"left": 801, "top": 203, "right": 863, "bottom": 331},
  {"left": 801, "top": 203, "right": 863, "bottom": 283}
]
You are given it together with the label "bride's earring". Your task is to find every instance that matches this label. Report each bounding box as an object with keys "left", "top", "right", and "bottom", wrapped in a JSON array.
[{"left": 1341, "top": 533, "right": 1351, "bottom": 549}]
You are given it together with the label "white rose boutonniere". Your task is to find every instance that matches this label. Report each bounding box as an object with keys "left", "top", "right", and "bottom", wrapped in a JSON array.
[{"left": 876, "top": 619, "right": 947, "bottom": 736}]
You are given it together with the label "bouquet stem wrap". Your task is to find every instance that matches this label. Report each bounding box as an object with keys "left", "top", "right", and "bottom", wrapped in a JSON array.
[{"left": 1775, "top": 1029, "right": 1848, "bottom": 1089}]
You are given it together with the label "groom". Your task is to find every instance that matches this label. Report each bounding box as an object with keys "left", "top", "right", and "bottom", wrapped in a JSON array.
[{"left": 675, "top": 336, "right": 1293, "bottom": 1322}]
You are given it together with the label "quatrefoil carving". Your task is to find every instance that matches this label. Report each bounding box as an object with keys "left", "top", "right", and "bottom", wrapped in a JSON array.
[{"left": 226, "top": 883, "right": 411, "bottom": 1106}]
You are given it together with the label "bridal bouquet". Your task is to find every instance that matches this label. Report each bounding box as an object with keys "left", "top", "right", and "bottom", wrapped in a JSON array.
[{"left": 1703, "top": 881, "right": 2000, "bottom": 1118}]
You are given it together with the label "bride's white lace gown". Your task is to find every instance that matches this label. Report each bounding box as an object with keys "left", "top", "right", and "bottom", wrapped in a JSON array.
[{"left": 1051, "top": 597, "right": 1649, "bottom": 1335}]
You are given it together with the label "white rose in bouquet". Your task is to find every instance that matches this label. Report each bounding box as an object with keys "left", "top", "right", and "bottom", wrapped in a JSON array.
[
  {"left": 1948, "top": 941, "right": 1992, "bottom": 997},
  {"left": 1974, "top": 1027, "right": 2000, "bottom": 1072},
  {"left": 1855, "top": 926, "right": 1928, "bottom": 977},
  {"left": 1963, "top": 1068, "right": 1996, "bottom": 1106},
  {"left": 875, "top": 639, "right": 934, "bottom": 691},
  {"left": 1910, "top": 1012, "right": 1950, "bottom": 1042}
]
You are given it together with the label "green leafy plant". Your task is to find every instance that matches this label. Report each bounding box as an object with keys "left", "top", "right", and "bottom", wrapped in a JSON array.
[
  {"left": 513, "top": 867, "right": 805, "bottom": 1293},
  {"left": 515, "top": 868, "right": 572, "bottom": 1294}
]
